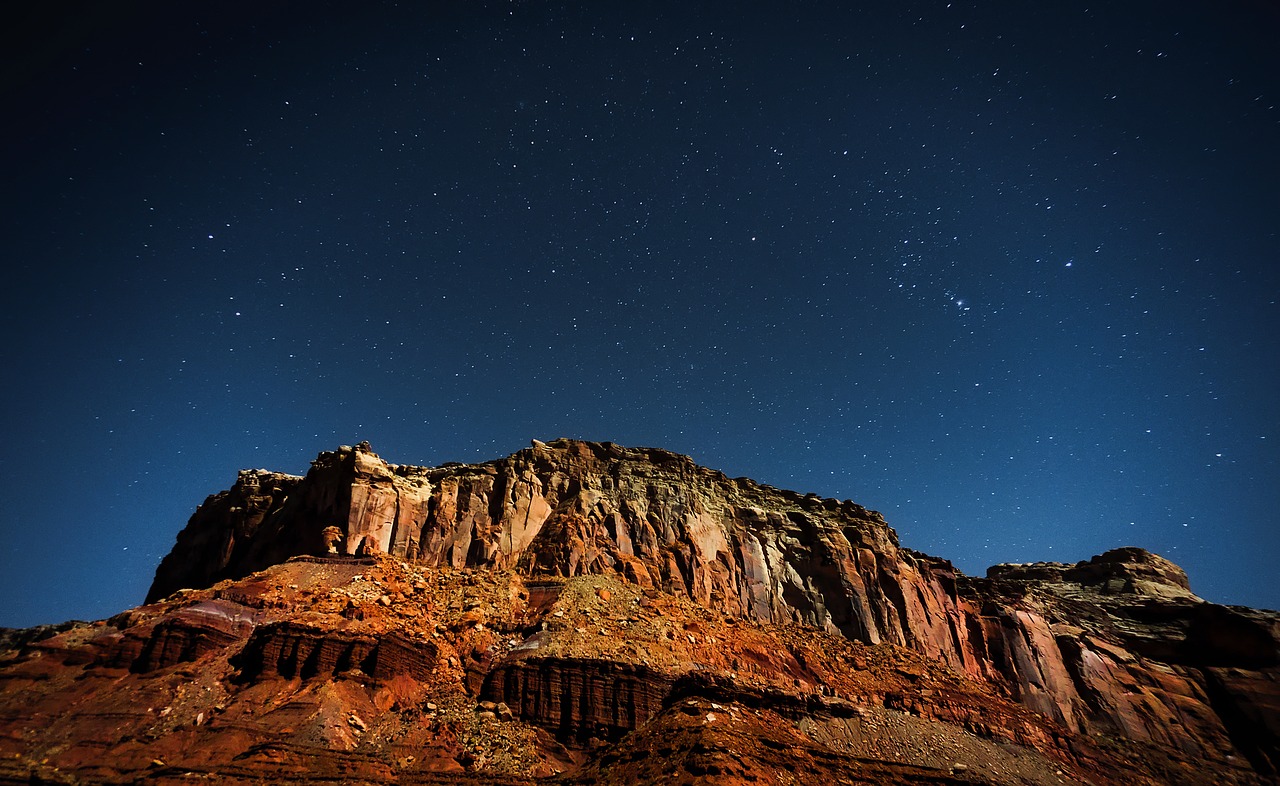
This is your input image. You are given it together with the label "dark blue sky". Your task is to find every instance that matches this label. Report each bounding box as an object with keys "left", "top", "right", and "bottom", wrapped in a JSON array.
[{"left": 2, "top": 2, "right": 1277, "bottom": 627}]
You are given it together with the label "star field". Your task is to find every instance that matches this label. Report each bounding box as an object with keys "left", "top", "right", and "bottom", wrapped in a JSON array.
[{"left": 1, "top": 2, "right": 1277, "bottom": 627}]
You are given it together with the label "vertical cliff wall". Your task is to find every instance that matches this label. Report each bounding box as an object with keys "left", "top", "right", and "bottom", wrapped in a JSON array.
[
  {"left": 145, "top": 439, "right": 1279, "bottom": 777},
  {"left": 149, "top": 441, "right": 968, "bottom": 666}
]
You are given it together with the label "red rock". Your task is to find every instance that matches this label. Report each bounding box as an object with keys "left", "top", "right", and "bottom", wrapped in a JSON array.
[{"left": 1, "top": 439, "right": 1272, "bottom": 785}]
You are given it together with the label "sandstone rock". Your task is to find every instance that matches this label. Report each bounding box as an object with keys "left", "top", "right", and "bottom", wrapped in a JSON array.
[
  {"left": 321, "top": 525, "right": 344, "bottom": 554},
  {"left": 0, "top": 552, "right": 1273, "bottom": 784},
  {"left": 3, "top": 439, "right": 1269, "bottom": 785}
]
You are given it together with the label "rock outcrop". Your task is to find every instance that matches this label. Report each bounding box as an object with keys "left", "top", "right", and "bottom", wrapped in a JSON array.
[
  {"left": 149, "top": 440, "right": 962, "bottom": 659},
  {"left": 1, "top": 439, "right": 1276, "bottom": 784}
]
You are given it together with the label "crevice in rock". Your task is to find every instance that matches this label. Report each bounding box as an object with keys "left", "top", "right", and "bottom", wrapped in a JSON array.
[{"left": 1199, "top": 666, "right": 1278, "bottom": 777}]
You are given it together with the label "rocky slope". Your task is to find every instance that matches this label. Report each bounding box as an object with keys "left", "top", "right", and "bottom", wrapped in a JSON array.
[{"left": 1, "top": 439, "right": 1276, "bottom": 784}]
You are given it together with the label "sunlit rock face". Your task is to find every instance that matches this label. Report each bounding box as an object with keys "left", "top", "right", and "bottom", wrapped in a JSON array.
[
  {"left": 126, "top": 439, "right": 1280, "bottom": 783},
  {"left": 148, "top": 440, "right": 967, "bottom": 666}
]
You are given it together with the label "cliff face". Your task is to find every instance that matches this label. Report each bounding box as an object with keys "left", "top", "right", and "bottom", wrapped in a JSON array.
[
  {"left": 150, "top": 440, "right": 957, "bottom": 655},
  {"left": 141, "top": 439, "right": 1280, "bottom": 781},
  {"left": 2, "top": 439, "right": 1274, "bottom": 785}
]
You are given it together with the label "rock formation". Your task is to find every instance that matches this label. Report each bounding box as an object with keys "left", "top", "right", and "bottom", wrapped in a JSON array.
[{"left": 1, "top": 439, "right": 1276, "bottom": 784}]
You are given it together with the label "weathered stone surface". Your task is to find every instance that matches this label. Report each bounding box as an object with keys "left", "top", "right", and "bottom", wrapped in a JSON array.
[
  {"left": 148, "top": 440, "right": 962, "bottom": 667},
  {"left": 482, "top": 657, "right": 673, "bottom": 741},
  {"left": 136, "top": 439, "right": 1280, "bottom": 784},
  {"left": 130, "top": 599, "right": 263, "bottom": 673},
  {"left": 232, "top": 621, "right": 438, "bottom": 683},
  {"left": 988, "top": 546, "right": 1198, "bottom": 599},
  {"left": 4, "top": 560, "right": 1174, "bottom": 785},
  {"left": 3, "top": 439, "right": 1275, "bottom": 784}
]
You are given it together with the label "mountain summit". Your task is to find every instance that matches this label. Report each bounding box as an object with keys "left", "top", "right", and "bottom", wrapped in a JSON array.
[{"left": 2, "top": 440, "right": 1276, "bottom": 784}]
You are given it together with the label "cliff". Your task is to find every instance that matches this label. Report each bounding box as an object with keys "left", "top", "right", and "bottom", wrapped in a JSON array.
[{"left": 0, "top": 439, "right": 1275, "bottom": 785}]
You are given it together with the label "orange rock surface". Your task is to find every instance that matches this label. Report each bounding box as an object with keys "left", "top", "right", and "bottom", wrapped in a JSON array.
[{"left": 1, "top": 440, "right": 1275, "bottom": 784}]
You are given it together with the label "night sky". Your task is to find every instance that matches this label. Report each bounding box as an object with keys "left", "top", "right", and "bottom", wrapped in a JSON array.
[{"left": 3, "top": 2, "right": 1277, "bottom": 628}]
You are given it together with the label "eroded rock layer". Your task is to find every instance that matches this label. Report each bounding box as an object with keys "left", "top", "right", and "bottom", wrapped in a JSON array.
[{"left": 0, "top": 439, "right": 1275, "bottom": 784}]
